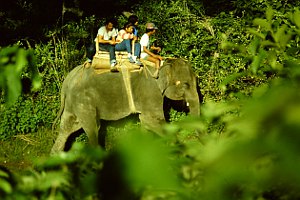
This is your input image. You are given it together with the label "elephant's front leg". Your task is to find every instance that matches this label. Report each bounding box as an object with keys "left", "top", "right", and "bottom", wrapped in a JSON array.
[
  {"left": 139, "top": 112, "right": 166, "bottom": 136},
  {"left": 51, "top": 112, "right": 80, "bottom": 155},
  {"left": 51, "top": 131, "right": 70, "bottom": 155},
  {"left": 138, "top": 94, "right": 166, "bottom": 135}
]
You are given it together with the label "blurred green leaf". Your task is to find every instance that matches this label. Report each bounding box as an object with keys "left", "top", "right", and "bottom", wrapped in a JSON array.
[
  {"left": 250, "top": 49, "right": 267, "bottom": 74},
  {"left": 274, "top": 25, "right": 292, "bottom": 49},
  {"left": 266, "top": 7, "right": 274, "bottom": 21},
  {"left": 247, "top": 28, "right": 266, "bottom": 39},
  {"left": 292, "top": 9, "right": 300, "bottom": 29},
  {"left": 0, "top": 45, "right": 41, "bottom": 106},
  {"left": 260, "top": 40, "right": 277, "bottom": 48},
  {"left": 117, "top": 132, "right": 180, "bottom": 191},
  {"left": 220, "top": 72, "right": 247, "bottom": 91},
  {"left": 248, "top": 37, "right": 260, "bottom": 55},
  {"left": 253, "top": 18, "right": 272, "bottom": 31},
  {"left": 0, "top": 178, "right": 13, "bottom": 194},
  {"left": 20, "top": 171, "right": 70, "bottom": 192},
  {"left": 6, "top": 66, "right": 22, "bottom": 104}
]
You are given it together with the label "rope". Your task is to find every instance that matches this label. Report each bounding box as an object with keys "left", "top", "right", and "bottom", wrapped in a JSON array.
[
  {"left": 141, "top": 62, "right": 158, "bottom": 78},
  {"left": 120, "top": 63, "right": 137, "bottom": 113}
]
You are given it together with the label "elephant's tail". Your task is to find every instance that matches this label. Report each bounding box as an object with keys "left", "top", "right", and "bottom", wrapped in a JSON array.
[{"left": 52, "top": 88, "right": 66, "bottom": 133}]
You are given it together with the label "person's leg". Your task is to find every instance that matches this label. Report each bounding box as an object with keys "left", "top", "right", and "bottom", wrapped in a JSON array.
[
  {"left": 100, "top": 44, "right": 117, "bottom": 67},
  {"left": 146, "top": 56, "right": 160, "bottom": 69},
  {"left": 116, "top": 40, "right": 131, "bottom": 53},
  {"left": 146, "top": 56, "right": 160, "bottom": 78},
  {"left": 134, "top": 43, "right": 141, "bottom": 58},
  {"left": 107, "top": 45, "right": 116, "bottom": 63},
  {"left": 133, "top": 43, "right": 142, "bottom": 65},
  {"left": 99, "top": 43, "right": 109, "bottom": 51},
  {"left": 86, "top": 43, "right": 96, "bottom": 62},
  {"left": 115, "top": 41, "right": 126, "bottom": 51},
  {"left": 124, "top": 39, "right": 132, "bottom": 54},
  {"left": 116, "top": 40, "right": 134, "bottom": 63}
]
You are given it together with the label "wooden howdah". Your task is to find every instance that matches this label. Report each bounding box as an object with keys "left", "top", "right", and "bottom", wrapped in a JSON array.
[{"left": 91, "top": 50, "right": 155, "bottom": 70}]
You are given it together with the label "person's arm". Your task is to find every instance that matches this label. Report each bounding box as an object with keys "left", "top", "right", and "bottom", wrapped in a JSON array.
[
  {"left": 142, "top": 46, "right": 155, "bottom": 57},
  {"left": 133, "top": 27, "right": 139, "bottom": 40},
  {"left": 98, "top": 35, "right": 110, "bottom": 44},
  {"left": 111, "top": 28, "right": 119, "bottom": 44},
  {"left": 129, "top": 33, "right": 135, "bottom": 53},
  {"left": 116, "top": 31, "right": 122, "bottom": 43},
  {"left": 98, "top": 35, "right": 118, "bottom": 45},
  {"left": 97, "top": 27, "right": 118, "bottom": 45},
  {"left": 150, "top": 45, "right": 161, "bottom": 53},
  {"left": 133, "top": 35, "right": 138, "bottom": 42},
  {"left": 111, "top": 36, "right": 117, "bottom": 43},
  {"left": 142, "top": 46, "right": 163, "bottom": 60},
  {"left": 118, "top": 30, "right": 126, "bottom": 39}
]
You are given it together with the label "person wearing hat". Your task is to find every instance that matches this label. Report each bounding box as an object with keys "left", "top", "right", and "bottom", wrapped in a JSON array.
[{"left": 140, "top": 22, "right": 163, "bottom": 77}]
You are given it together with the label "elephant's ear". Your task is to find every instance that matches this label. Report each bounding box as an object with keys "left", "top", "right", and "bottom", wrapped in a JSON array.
[{"left": 157, "top": 63, "right": 172, "bottom": 94}]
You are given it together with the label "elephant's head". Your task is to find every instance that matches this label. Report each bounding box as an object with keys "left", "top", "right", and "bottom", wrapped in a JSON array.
[{"left": 157, "top": 58, "right": 200, "bottom": 116}]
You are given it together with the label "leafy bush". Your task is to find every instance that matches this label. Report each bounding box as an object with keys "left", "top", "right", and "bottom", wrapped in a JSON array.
[
  {"left": 2, "top": 79, "right": 300, "bottom": 199},
  {"left": 220, "top": 8, "right": 300, "bottom": 90},
  {"left": 0, "top": 95, "right": 59, "bottom": 140},
  {"left": 0, "top": 16, "right": 97, "bottom": 139},
  {"left": 134, "top": 0, "right": 267, "bottom": 102},
  {"left": 232, "top": 0, "right": 300, "bottom": 18},
  {"left": 2, "top": 1, "right": 300, "bottom": 200},
  {"left": 0, "top": 45, "right": 40, "bottom": 105}
]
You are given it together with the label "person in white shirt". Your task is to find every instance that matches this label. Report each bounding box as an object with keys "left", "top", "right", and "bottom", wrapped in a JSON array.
[
  {"left": 140, "top": 23, "right": 163, "bottom": 76},
  {"left": 95, "top": 18, "right": 119, "bottom": 71}
]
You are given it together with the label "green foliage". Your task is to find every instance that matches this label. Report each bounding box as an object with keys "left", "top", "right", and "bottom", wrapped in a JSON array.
[
  {"left": 232, "top": 0, "right": 300, "bottom": 17},
  {"left": 3, "top": 79, "right": 300, "bottom": 199},
  {"left": 134, "top": 0, "right": 271, "bottom": 102},
  {"left": 134, "top": 1, "right": 300, "bottom": 103},
  {"left": 221, "top": 8, "right": 300, "bottom": 91},
  {"left": 0, "top": 133, "right": 182, "bottom": 200},
  {"left": 39, "top": 15, "right": 98, "bottom": 76},
  {"left": 0, "top": 16, "right": 97, "bottom": 139},
  {"left": 0, "top": 95, "right": 59, "bottom": 140},
  {"left": 0, "top": 45, "right": 41, "bottom": 105},
  {"left": 168, "top": 108, "right": 188, "bottom": 122},
  {"left": 2, "top": 1, "right": 300, "bottom": 200},
  {"left": 135, "top": 0, "right": 204, "bottom": 57},
  {"left": 172, "top": 80, "right": 300, "bottom": 200},
  {"left": 0, "top": 167, "right": 13, "bottom": 196}
]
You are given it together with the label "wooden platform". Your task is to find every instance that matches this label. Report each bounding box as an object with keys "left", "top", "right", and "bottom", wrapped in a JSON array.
[{"left": 91, "top": 51, "right": 156, "bottom": 70}]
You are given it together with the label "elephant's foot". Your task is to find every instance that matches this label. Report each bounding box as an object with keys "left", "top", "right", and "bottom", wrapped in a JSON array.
[{"left": 50, "top": 138, "right": 66, "bottom": 155}]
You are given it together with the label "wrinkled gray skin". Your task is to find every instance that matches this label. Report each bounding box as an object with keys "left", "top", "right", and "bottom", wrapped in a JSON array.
[{"left": 51, "top": 58, "right": 200, "bottom": 154}]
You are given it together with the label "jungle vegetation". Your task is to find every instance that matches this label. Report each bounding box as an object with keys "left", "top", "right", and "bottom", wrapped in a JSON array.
[{"left": 1, "top": 0, "right": 300, "bottom": 199}]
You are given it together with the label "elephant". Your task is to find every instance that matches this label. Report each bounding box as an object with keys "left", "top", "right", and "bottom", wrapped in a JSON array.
[{"left": 51, "top": 58, "right": 200, "bottom": 154}]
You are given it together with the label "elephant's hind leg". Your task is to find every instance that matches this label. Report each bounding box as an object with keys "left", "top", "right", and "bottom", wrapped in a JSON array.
[{"left": 51, "top": 112, "right": 80, "bottom": 155}]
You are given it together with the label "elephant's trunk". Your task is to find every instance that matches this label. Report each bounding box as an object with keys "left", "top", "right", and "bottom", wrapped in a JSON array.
[
  {"left": 163, "top": 83, "right": 200, "bottom": 116},
  {"left": 185, "top": 88, "right": 200, "bottom": 116}
]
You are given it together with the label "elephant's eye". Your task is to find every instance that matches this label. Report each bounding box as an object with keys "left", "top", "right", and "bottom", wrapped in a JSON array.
[{"left": 182, "top": 82, "right": 190, "bottom": 89}]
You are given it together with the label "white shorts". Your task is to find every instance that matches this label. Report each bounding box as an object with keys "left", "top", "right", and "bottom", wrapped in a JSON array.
[{"left": 140, "top": 52, "right": 149, "bottom": 59}]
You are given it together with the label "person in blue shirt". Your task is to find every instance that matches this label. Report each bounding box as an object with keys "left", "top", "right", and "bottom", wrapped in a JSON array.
[{"left": 128, "top": 15, "right": 139, "bottom": 38}]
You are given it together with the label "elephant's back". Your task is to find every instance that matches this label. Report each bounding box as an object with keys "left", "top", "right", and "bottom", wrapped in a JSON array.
[{"left": 69, "top": 67, "right": 135, "bottom": 120}]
